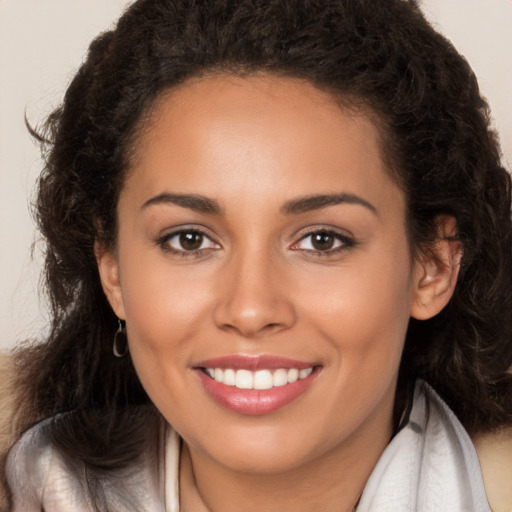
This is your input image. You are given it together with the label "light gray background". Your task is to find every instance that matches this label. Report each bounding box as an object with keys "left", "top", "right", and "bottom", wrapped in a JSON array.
[{"left": 1, "top": 0, "right": 511, "bottom": 351}]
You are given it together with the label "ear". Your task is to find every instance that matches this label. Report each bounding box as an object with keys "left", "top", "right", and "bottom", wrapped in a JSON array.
[
  {"left": 94, "top": 241, "right": 126, "bottom": 320},
  {"left": 410, "top": 216, "right": 462, "bottom": 320}
]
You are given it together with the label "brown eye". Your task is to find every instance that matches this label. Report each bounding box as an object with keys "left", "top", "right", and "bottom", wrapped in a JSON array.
[
  {"left": 291, "top": 229, "right": 353, "bottom": 255},
  {"left": 311, "top": 232, "right": 335, "bottom": 251},
  {"left": 179, "top": 231, "right": 204, "bottom": 251},
  {"left": 159, "top": 229, "right": 220, "bottom": 254}
]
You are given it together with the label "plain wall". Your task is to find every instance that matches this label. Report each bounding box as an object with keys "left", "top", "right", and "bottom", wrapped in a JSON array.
[{"left": 1, "top": 0, "right": 511, "bottom": 351}]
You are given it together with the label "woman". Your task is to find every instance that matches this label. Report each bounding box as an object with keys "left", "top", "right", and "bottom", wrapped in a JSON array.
[{"left": 2, "top": 0, "right": 511, "bottom": 510}]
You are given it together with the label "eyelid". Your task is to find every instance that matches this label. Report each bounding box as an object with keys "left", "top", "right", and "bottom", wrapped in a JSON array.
[
  {"left": 289, "top": 226, "right": 355, "bottom": 254},
  {"left": 156, "top": 225, "right": 221, "bottom": 255}
]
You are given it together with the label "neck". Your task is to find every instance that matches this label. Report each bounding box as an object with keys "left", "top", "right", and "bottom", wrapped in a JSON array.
[{"left": 178, "top": 407, "right": 393, "bottom": 512}]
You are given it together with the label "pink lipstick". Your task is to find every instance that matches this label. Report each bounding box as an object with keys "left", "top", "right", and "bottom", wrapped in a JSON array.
[{"left": 194, "top": 355, "right": 319, "bottom": 415}]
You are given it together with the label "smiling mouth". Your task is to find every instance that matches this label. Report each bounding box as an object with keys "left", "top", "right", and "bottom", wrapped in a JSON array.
[
  {"left": 202, "top": 367, "right": 314, "bottom": 390},
  {"left": 195, "top": 356, "right": 320, "bottom": 414}
]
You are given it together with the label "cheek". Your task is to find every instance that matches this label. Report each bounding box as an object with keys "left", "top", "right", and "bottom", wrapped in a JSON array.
[
  {"left": 296, "top": 246, "right": 413, "bottom": 372},
  {"left": 117, "top": 255, "right": 218, "bottom": 402},
  {"left": 290, "top": 255, "right": 413, "bottom": 441},
  {"left": 121, "top": 252, "right": 215, "bottom": 338}
]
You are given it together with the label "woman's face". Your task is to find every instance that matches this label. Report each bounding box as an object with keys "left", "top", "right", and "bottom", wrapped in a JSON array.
[{"left": 98, "top": 74, "right": 444, "bottom": 474}]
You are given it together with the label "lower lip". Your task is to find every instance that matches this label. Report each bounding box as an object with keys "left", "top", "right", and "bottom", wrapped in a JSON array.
[{"left": 196, "top": 369, "right": 318, "bottom": 415}]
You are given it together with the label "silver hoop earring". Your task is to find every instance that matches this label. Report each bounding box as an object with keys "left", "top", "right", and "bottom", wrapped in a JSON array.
[{"left": 113, "top": 319, "right": 128, "bottom": 358}]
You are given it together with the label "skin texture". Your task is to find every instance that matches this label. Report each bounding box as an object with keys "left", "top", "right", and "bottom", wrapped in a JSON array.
[{"left": 97, "top": 74, "right": 461, "bottom": 512}]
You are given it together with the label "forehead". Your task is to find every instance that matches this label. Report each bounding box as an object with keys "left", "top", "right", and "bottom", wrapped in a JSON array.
[{"left": 123, "top": 74, "right": 404, "bottom": 217}]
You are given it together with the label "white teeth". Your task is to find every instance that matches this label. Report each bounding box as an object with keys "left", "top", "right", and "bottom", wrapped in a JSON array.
[
  {"left": 235, "top": 369, "right": 253, "bottom": 389},
  {"left": 223, "top": 368, "right": 236, "bottom": 386},
  {"left": 253, "top": 370, "right": 273, "bottom": 390},
  {"left": 299, "top": 367, "right": 313, "bottom": 379},
  {"left": 287, "top": 368, "right": 299, "bottom": 383},
  {"left": 204, "top": 366, "right": 314, "bottom": 389},
  {"left": 273, "top": 368, "right": 288, "bottom": 387}
]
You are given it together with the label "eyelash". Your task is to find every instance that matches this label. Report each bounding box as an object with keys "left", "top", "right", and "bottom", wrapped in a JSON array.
[
  {"left": 290, "top": 229, "right": 355, "bottom": 256},
  {"left": 156, "top": 228, "right": 220, "bottom": 257},
  {"left": 156, "top": 228, "right": 355, "bottom": 258}
]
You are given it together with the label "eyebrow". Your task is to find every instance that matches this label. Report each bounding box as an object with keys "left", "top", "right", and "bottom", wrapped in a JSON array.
[
  {"left": 141, "top": 193, "right": 223, "bottom": 214},
  {"left": 141, "top": 191, "right": 377, "bottom": 217},
  {"left": 281, "top": 193, "right": 378, "bottom": 216}
]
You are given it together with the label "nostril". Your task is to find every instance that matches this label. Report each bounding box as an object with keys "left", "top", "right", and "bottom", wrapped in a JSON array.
[
  {"left": 212, "top": 286, "right": 297, "bottom": 337},
  {"left": 217, "top": 319, "right": 292, "bottom": 338}
]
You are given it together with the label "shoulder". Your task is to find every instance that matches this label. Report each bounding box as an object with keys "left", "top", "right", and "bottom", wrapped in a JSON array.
[
  {"left": 5, "top": 417, "right": 94, "bottom": 511},
  {"left": 413, "top": 381, "right": 490, "bottom": 506},
  {"left": 472, "top": 428, "right": 512, "bottom": 512},
  {"left": 424, "top": 382, "right": 512, "bottom": 512},
  {"left": 5, "top": 409, "right": 166, "bottom": 512},
  {"left": 358, "top": 380, "right": 492, "bottom": 512}
]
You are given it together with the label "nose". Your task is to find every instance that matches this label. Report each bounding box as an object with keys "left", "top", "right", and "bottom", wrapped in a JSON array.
[{"left": 213, "top": 249, "right": 296, "bottom": 338}]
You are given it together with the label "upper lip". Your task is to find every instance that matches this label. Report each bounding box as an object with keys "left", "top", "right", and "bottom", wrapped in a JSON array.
[{"left": 194, "top": 355, "right": 318, "bottom": 371}]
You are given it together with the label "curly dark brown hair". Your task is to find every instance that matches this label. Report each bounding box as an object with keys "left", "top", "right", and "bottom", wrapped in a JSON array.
[{"left": 5, "top": 0, "right": 512, "bottom": 498}]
